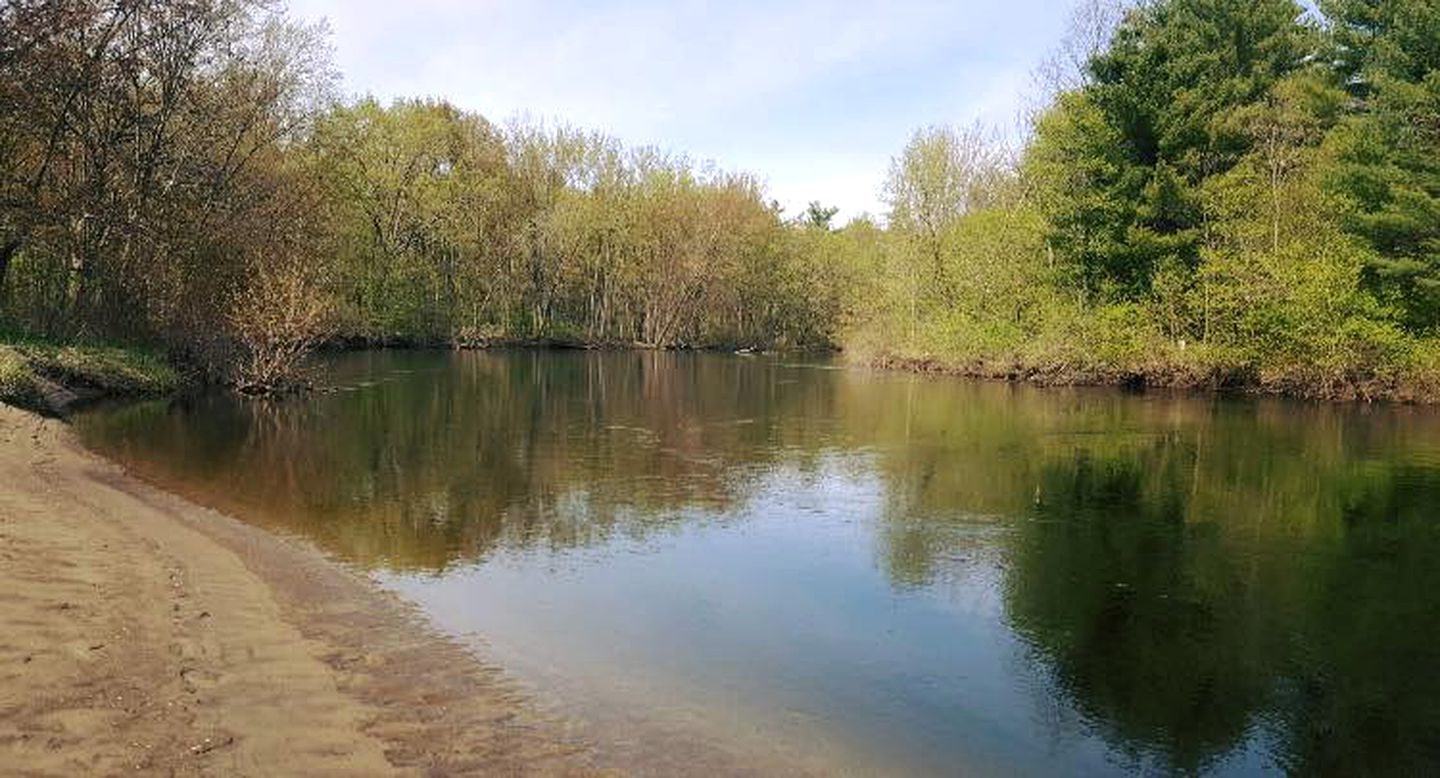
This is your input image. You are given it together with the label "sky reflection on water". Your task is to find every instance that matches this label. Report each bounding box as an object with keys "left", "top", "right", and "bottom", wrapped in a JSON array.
[{"left": 75, "top": 350, "right": 1440, "bottom": 775}]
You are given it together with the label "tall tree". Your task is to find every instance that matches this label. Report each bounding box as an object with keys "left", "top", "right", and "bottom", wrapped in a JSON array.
[
  {"left": 1322, "top": 0, "right": 1440, "bottom": 329},
  {"left": 0, "top": 0, "right": 332, "bottom": 341},
  {"left": 1031, "top": 0, "right": 1312, "bottom": 303}
]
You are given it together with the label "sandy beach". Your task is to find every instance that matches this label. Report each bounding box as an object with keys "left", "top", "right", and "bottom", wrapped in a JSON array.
[{"left": 0, "top": 404, "right": 596, "bottom": 776}]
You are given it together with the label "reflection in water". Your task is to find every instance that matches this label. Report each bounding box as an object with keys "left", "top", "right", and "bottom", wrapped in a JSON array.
[{"left": 75, "top": 350, "right": 1440, "bottom": 774}]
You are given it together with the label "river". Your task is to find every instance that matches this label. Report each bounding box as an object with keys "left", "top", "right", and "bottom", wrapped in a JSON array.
[{"left": 73, "top": 350, "right": 1440, "bottom": 775}]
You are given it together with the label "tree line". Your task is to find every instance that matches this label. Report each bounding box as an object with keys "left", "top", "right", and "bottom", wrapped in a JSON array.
[
  {"left": 0, "top": 0, "right": 836, "bottom": 390},
  {"left": 844, "top": 0, "right": 1440, "bottom": 399},
  {"left": 3, "top": 0, "right": 1438, "bottom": 398}
]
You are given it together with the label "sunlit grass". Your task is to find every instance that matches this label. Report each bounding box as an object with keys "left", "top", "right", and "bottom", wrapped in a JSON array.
[{"left": 0, "top": 335, "right": 180, "bottom": 412}]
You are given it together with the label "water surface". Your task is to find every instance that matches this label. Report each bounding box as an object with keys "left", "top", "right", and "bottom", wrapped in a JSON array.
[{"left": 74, "top": 351, "right": 1440, "bottom": 774}]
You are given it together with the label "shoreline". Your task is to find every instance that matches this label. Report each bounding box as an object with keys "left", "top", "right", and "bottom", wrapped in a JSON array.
[
  {"left": 0, "top": 404, "right": 598, "bottom": 775},
  {"left": 856, "top": 351, "right": 1440, "bottom": 404},
  {"left": 309, "top": 341, "right": 1440, "bottom": 406},
  {"left": 12, "top": 334, "right": 1439, "bottom": 414}
]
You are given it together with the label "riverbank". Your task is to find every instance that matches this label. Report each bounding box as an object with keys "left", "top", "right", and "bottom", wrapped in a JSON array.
[
  {"left": 856, "top": 348, "right": 1440, "bottom": 404},
  {"left": 0, "top": 340, "right": 182, "bottom": 415},
  {"left": 0, "top": 404, "right": 596, "bottom": 775},
  {"left": 9, "top": 331, "right": 1438, "bottom": 411}
]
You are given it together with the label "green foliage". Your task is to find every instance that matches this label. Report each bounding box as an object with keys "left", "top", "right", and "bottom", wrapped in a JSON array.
[
  {"left": 1324, "top": 0, "right": 1440, "bottom": 85},
  {"left": 1028, "top": 0, "right": 1313, "bottom": 301},
  {"left": 846, "top": 0, "right": 1440, "bottom": 398},
  {"left": 1197, "top": 138, "right": 1406, "bottom": 382},
  {"left": 800, "top": 202, "right": 840, "bottom": 231},
  {"left": 1321, "top": 0, "right": 1440, "bottom": 329},
  {"left": 0, "top": 338, "right": 179, "bottom": 412},
  {"left": 311, "top": 98, "right": 509, "bottom": 340},
  {"left": 19, "top": 342, "right": 180, "bottom": 395},
  {"left": 305, "top": 101, "right": 836, "bottom": 349},
  {"left": 0, "top": 347, "right": 41, "bottom": 410},
  {"left": 1025, "top": 92, "right": 1137, "bottom": 300},
  {"left": 5, "top": 0, "right": 1440, "bottom": 399}
]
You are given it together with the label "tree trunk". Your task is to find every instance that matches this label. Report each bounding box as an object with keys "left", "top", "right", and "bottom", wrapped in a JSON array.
[
  {"left": 0, "top": 239, "right": 20, "bottom": 314},
  {"left": 0, "top": 239, "right": 18, "bottom": 285}
]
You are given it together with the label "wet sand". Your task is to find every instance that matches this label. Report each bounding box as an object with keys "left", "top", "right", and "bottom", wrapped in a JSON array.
[{"left": 0, "top": 405, "right": 597, "bottom": 776}]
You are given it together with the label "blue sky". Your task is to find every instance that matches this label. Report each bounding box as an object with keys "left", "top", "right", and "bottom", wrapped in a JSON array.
[{"left": 286, "top": 0, "right": 1076, "bottom": 220}]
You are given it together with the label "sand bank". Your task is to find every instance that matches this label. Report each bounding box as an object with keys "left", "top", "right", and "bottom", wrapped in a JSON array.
[{"left": 0, "top": 405, "right": 597, "bottom": 776}]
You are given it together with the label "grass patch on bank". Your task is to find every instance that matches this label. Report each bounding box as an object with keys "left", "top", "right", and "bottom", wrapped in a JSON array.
[
  {"left": 843, "top": 301, "right": 1440, "bottom": 403},
  {"left": 0, "top": 348, "right": 44, "bottom": 410},
  {"left": 0, "top": 336, "right": 182, "bottom": 413},
  {"left": 27, "top": 343, "right": 181, "bottom": 394}
]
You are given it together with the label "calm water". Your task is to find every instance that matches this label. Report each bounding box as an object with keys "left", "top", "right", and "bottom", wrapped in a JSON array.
[{"left": 74, "top": 350, "right": 1440, "bottom": 775}]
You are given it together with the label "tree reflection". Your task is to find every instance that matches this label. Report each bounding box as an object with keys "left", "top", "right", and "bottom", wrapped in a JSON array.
[
  {"left": 75, "top": 351, "right": 842, "bottom": 570},
  {"left": 74, "top": 354, "right": 1440, "bottom": 772},
  {"left": 1007, "top": 448, "right": 1264, "bottom": 773},
  {"left": 855, "top": 381, "right": 1440, "bottom": 773}
]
